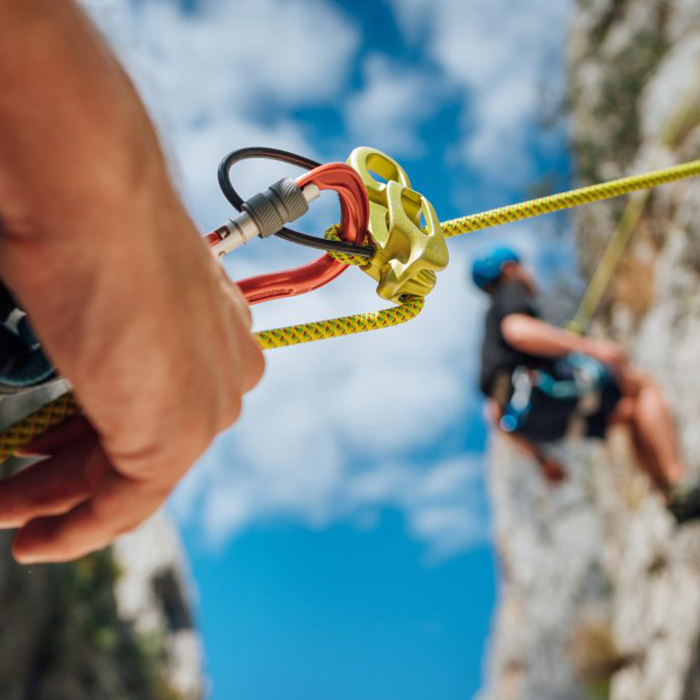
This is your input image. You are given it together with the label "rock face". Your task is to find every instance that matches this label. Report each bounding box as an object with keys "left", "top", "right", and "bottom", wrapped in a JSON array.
[
  {"left": 480, "top": 2, "right": 700, "bottom": 699},
  {"left": 0, "top": 514, "right": 203, "bottom": 700},
  {"left": 113, "top": 513, "right": 204, "bottom": 700},
  {"left": 0, "top": 389, "right": 203, "bottom": 700}
]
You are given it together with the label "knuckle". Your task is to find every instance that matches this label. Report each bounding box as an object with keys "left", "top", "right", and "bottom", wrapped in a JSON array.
[
  {"left": 221, "top": 393, "right": 243, "bottom": 430},
  {"left": 247, "top": 344, "right": 266, "bottom": 388}
]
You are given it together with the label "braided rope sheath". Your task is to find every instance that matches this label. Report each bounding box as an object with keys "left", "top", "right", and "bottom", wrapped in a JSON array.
[
  {"left": 440, "top": 160, "right": 700, "bottom": 237},
  {"left": 255, "top": 294, "right": 424, "bottom": 349},
  {"left": 0, "top": 393, "right": 80, "bottom": 463},
  {"left": 2, "top": 159, "right": 700, "bottom": 459},
  {"left": 324, "top": 224, "right": 368, "bottom": 266}
]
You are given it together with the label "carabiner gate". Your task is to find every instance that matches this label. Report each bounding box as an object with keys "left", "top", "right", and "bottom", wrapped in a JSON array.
[{"left": 209, "top": 147, "right": 371, "bottom": 305}]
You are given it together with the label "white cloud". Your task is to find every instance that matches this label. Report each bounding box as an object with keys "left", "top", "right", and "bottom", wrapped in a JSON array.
[
  {"left": 390, "top": 0, "right": 574, "bottom": 184},
  {"left": 86, "top": 0, "right": 358, "bottom": 109},
  {"left": 410, "top": 505, "right": 485, "bottom": 561},
  {"left": 79, "top": 0, "right": 570, "bottom": 560},
  {"left": 344, "top": 54, "right": 440, "bottom": 157},
  {"left": 176, "top": 434, "right": 490, "bottom": 561},
  {"left": 349, "top": 457, "right": 490, "bottom": 562},
  {"left": 171, "top": 244, "right": 492, "bottom": 558},
  {"left": 82, "top": 0, "right": 359, "bottom": 228}
]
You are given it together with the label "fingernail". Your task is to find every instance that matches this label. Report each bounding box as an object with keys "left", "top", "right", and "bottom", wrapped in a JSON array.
[
  {"left": 13, "top": 551, "right": 38, "bottom": 565},
  {"left": 14, "top": 447, "right": 46, "bottom": 458}
]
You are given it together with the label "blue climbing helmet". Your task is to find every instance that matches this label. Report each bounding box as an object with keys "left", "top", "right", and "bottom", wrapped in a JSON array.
[{"left": 471, "top": 245, "right": 521, "bottom": 291}]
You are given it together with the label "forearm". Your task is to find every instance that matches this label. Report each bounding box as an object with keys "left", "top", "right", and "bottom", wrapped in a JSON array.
[
  {"left": 0, "top": 1, "right": 219, "bottom": 452},
  {"left": 0, "top": 2, "right": 265, "bottom": 564},
  {"left": 0, "top": 3, "right": 193, "bottom": 346},
  {"left": 501, "top": 314, "right": 594, "bottom": 357},
  {"left": 0, "top": 0, "right": 167, "bottom": 241}
]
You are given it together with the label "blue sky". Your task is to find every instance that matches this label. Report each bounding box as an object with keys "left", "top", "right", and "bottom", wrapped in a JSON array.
[{"left": 83, "top": 0, "right": 575, "bottom": 696}]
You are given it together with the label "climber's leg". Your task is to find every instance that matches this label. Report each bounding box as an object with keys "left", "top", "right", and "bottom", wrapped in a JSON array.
[
  {"left": 608, "top": 396, "right": 670, "bottom": 492},
  {"left": 614, "top": 369, "right": 685, "bottom": 491},
  {"left": 611, "top": 369, "right": 700, "bottom": 524}
]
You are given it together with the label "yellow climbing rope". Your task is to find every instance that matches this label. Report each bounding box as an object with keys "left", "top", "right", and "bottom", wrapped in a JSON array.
[
  {"left": 441, "top": 159, "right": 700, "bottom": 237},
  {"left": 0, "top": 393, "right": 80, "bottom": 462},
  {"left": 256, "top": 293, "right": 423, "bottom": 349},
  {"left": 2, "top": 157, "right": 700, "bottom": 460},
  {"left": 259, "top": 158, "right": 696, "bottom": 346},
  {"left": 325, "top": 159, "right": 700, "bottom": 266}
]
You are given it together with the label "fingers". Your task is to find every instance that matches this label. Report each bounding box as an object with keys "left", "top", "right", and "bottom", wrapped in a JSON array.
[
  {"left": 3, "top": 428, "right": 171, "bottom": 564},
  {"left": 0, "top": 433, "right": 109, "bottom": 527},
  {"left": 12, "top": 470, "right": 164, "bottom": 564}
]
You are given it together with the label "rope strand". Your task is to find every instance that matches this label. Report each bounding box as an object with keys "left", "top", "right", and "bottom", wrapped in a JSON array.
[
  {"left": 0, "top": 296, "right": 425, "bottom": 461},
  {"left": 568, "top": 68, "right": 700, "bottom": 333},
  {"left": 441, "top": 159, "right": 700, "bottom": 237}
]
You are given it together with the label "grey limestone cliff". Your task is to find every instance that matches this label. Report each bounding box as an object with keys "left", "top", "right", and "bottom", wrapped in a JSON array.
[
  {"left": 480, "top": 1, "right": 700, "bottom": 699},
  {"left": 0, "top": 390, "right": 203, "bottom": 700}
]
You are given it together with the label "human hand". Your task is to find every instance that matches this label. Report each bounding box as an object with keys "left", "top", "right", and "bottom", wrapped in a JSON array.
[
  {"left": 0, "top": 0, "right": 264, "bottom": 562},
  {"left": 0, "top": 195, "right": 264, "bottom": 563},
  {"left": 585, "top": 339, "right": 628, "bottom": 375}
]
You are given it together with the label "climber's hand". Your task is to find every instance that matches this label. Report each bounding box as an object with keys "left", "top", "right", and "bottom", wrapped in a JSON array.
[
  {"left": 539, "top": 458, "right": 567, "bottom": 484},
  {"left": 0, "top": 0, "right": 264, "bottom": 563},
  {"left": 585, "top": 339, "right": 628, "bottom": 375}
]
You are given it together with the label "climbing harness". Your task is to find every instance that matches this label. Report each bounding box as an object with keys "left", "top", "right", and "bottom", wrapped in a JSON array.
[
  {"left": 1, "top": 145, "right": 700, "bottom": 460},
  {"left": 499, "top": 354, "right": 612, "bottom": 436}
]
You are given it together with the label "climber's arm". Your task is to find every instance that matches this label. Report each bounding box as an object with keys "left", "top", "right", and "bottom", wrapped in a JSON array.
[
  {"left": 501, "top": 314, "right": 627, "bottom": 373},
  {"left": 489, "top": 399, "right": 567, "bottom": 484},
  {"left": 505, "top": 431, "right": 567, "bottom": 484}
]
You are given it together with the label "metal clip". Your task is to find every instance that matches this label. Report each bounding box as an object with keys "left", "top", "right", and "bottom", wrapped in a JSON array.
[
  {"left": 348, "top": 147, "right": 449, "bottom": 302},
  {"left": 207, "top": 178, "right": 317, "bottom": 258}
]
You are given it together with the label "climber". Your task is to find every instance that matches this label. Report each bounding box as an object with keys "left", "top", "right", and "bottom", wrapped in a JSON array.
[
  {"left": 472, "top": 245, "right": 700, "bottom": 523},
  {"left": 0, "top": 2, "right": 264, "bottom": 563}
]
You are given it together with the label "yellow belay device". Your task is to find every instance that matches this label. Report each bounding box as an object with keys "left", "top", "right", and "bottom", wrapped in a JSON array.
[
  {"left": 348, "top": 146, "right": 448, "bottom": 302},
  {"left": 1, "top": 146, "right": 700, "bottom": 458}
]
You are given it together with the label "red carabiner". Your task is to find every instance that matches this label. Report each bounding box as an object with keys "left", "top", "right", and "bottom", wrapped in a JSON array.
[{"left": 230, "top": 163, "right": 369, "bottom": 305}]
